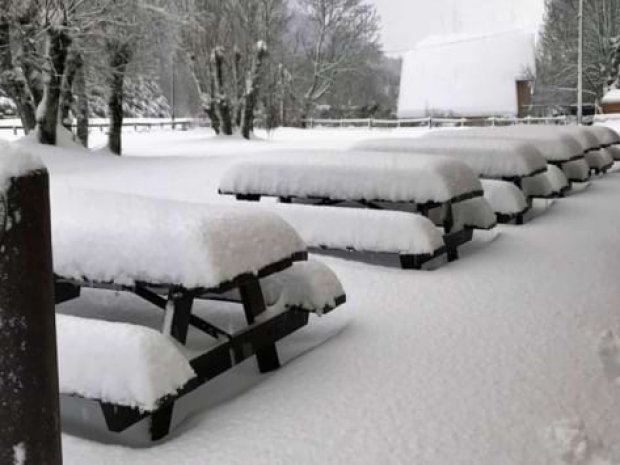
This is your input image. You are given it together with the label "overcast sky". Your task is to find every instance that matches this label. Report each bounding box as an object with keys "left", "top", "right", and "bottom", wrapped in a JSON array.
[{"left": 370, "top": 0, "right": 546, "bottom": 53}]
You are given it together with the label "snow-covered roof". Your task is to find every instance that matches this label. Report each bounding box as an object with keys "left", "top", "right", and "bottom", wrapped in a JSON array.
[
  {"left": 602, "top": 89, "right": 620, "bottom": 104},
  {"left": 398, "top": 30, "right": 536, "bottom": 118}
]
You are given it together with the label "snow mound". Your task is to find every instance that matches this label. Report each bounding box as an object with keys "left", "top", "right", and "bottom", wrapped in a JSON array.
[
  {"left": 51, "top": 187, "right": 306, "bottom": 289},
  {"left": 57, "top": 314, "right": 195, "bottom": 411},
  {"left": 545, "top": 419, "right": 612, "bottom": 465},
  {"left": 430, "top": 126, "right": 584, "bottom": 162},
  {"left": 261, "top": 260, "right": 345, "bottom": 315},
  {"left": 219, "top": 151, "right": 482, "bottom": 204},
  {"left": 480, "top": 179, "right": 529, "bottom": 215},
  {"left": 264, "top": 202, "right": 445, "bottom": 255},
  {"left": 0, "top": 140, "right": 44, "bottom": 192},
  {"left": 354, "top": 137, "right": 547, "bottom": 179}
]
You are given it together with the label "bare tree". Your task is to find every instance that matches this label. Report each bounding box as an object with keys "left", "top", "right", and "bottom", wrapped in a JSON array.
[{"left": 293, "top": 0, "right": 380, "bottom": 125}]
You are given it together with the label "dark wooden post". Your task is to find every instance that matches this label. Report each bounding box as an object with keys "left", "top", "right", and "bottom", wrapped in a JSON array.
[{"left": 0, "top": 169, "right": 62, "bottom": 465}]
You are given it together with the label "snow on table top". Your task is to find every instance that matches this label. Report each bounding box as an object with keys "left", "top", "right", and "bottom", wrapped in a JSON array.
[
  {"left": 261, "top": 260, "right": 345, "bottom": 315},
  {"left": 219, "top": 151, "right": 483, "bottom": 205},
  {"left": 57, "top": 314, "right": 195, "bottom": 411},
  {"left": 354, "top": 137, "right": 547, "bottom": 179},
  {"left": 51, "top": 187, "right": 306, "bottom": 289},
  {"left": 0, "top": 140, "right": 44, "bottom": 192},
  {"left": 430, "top": 127, "right": 584, "bottom": 162},
  {"left": 590, "top": 125, "right": 620, "bottom": 146},
  {"left": 263, "top": 202, "right": 445, "bottom": 256},
  {"left": 480, "top": 179, "right": 529, "bottom": 215}
]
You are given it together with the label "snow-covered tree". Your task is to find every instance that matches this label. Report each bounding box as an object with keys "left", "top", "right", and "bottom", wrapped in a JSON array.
[
  {"left": 291, "top": 0, "right": 380, "bottom": 125},
  {"left": 536, "top": 0, "right": 620, "bottom": 108}
]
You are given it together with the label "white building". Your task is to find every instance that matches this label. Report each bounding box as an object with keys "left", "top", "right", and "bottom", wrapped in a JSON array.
[{"left": 397, "top": 30, "right": 537, "bottom": 118}]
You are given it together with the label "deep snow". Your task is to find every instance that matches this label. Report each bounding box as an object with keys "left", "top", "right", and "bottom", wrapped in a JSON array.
[{"left": 4, "top": 126, "right": 620, "bottom": 464}]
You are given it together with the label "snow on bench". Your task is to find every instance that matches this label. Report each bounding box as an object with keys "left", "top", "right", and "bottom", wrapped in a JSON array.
[
  {"left": 265, "top": 202, "right": 444, "bottom": 256},
  {"left": 57, "top": 314, "right": 195, "bottom": 412},
  {"left": 480, "top": 179, "right": 529, "bottom": 224},
  {"left": 57, "top": 259, "right": 346, "bottom": 439},
  {"left": 219, "top": 151, "right": 483, "bottom": 206},
  {"left": 353, "top": 136, "right": 547, "bottom": 180},
  {"left": 261, "top": 260, "right": 346, "bottom": 315},
  {"left": 585, "top": 148, "right": 614, "bottom": 174},
  {"left": 255, "top": 202, "right": 445, "bottom": 269},
  {"left": 51, "top": 187, "right": 307, "bottom": 290},
  {"left": 451, "top": 197, "right": 497, "bottom": 230},
  {"left": 522, "top": 165, "right": 569, "bottom": 199},
  {"left": 561, "top": 159, "right": 591, "bottom": 183}
]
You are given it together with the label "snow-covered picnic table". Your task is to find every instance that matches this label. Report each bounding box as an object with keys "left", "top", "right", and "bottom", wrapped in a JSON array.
[
  {"left": 353, "top": 136, "right": 548, "bottom": 182},
  {"left": 426, "top": 126, "right": 591, "bottom": 182},
  {"left": 52, "top": 187, "right": 346, "bottom": 442},
  {"left": 219, "top": 150, "right": 491, "bottom": 264}
]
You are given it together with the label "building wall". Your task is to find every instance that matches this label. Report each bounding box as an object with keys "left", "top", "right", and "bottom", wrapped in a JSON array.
[{"left": 397, "top": 30, "right": 536, "bottom": 118}]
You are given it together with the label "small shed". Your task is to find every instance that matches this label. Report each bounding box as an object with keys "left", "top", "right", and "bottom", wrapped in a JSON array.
[
  {"left": 397, "top": 30, "right": 536, "bottom": 118},
  {"left": 601, "top": 90, "right": 620, "bottom": 114}
]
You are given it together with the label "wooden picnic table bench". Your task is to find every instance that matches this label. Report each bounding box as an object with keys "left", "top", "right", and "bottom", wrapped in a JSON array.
[{"left": 51, "top": 188, "right": 346, "bottom": 442}]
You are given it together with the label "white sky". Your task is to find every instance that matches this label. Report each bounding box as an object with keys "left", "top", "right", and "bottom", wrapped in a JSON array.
[{"left": 370, "top": 0, "right": 546, "bottom": 53}]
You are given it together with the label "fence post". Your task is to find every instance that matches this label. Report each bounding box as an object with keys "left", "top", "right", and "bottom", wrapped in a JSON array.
[{"left": 0, "top": 167, "right": 62, "bottom": 465}]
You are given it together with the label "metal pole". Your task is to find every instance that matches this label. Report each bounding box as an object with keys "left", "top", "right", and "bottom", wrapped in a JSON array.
[
  {"left": 171, "top": 53, "right": 176, "bottom": 129},
  {"left": 577, "top": 0, "right": 584, "bottom": 125},
  {"left": 0, "top": 169, "right": 62, "bottom": 464}
]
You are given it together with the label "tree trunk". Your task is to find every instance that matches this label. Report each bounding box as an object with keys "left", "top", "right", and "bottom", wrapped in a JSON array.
[
  {"left": 74, "top": 54, "right": 89, "bottom": 147},
  {"left": 37, "top": 26, "right": 72, "bottom": 145},
  {"left": 211, "top": 47, "right": 233, "bottom": 135},
  {"left": 107, "top": 42, "right": 132, "bottom": 155},
  {"left": 232, "top": 47, "right": 243, "bottom": 128},
  {"left": 17, "top": 3, "right": 44, "bottom": 108},
  {"left": 60, "top": 50, "right": 81, "bottom": 131},
  {"left": 241, "top": 42, "right": 268, "bottom": 139},
  {"left": 0, "top": 14, "right": 36, "bottom": 133}
]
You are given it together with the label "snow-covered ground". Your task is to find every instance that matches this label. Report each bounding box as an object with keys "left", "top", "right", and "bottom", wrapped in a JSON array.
[{"left": 6, "top": 126, "right": 620, "bottom": 464}]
